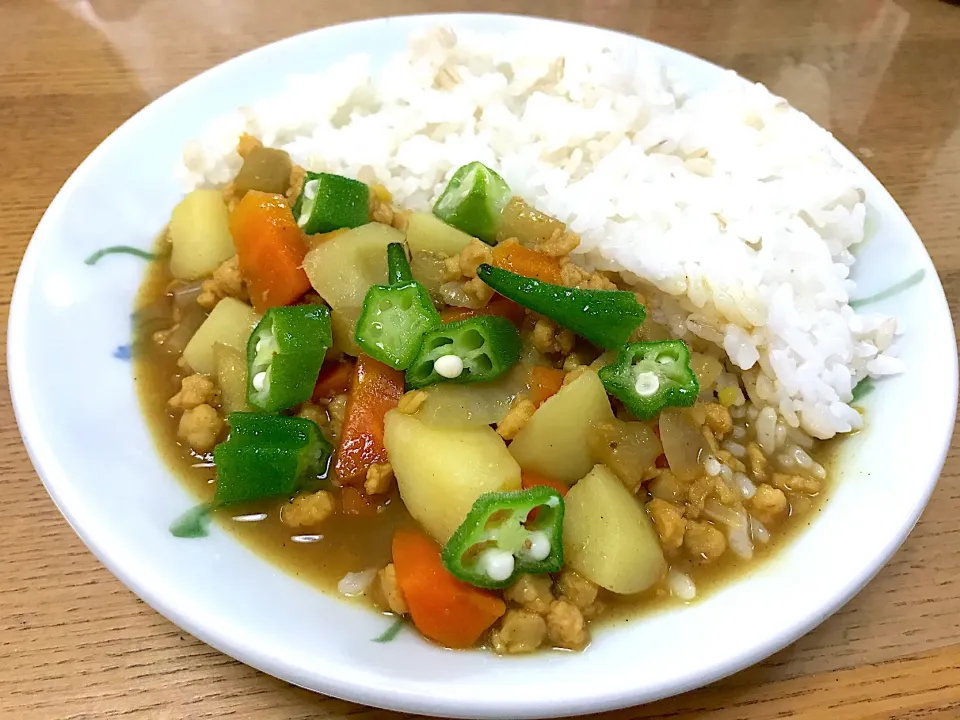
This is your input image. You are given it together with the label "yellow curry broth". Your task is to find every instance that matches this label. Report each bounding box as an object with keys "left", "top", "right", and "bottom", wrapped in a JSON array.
[
  {"left": 136, "top": 254, "right": 831, "bottom": 624},
  {"left": 135, "top": 186, "right": 837, "bottom": 658},
  {"left": 135, "top": 258, "right": 419, "bottom": 596}
]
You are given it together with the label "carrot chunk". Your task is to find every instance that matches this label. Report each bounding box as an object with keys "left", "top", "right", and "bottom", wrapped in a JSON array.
[
  {"left": 312, "top": 359, "right": 355, "bottom": 400},
  {"left": 229, "top": 191, "right": 311, "bottom": 313},
  {"left": 527, "top": 366, "right": 566, "bottom": 407},
  {"left": 440, "top": 294, "right": 525, "bottom": 327},
  {"left": 521, "top": 471, "right": 568, "bottom": 496},
  {"left": 334, "top": 355, "right": 404, "bottom": 484},
  {"left": 491, "top": 243, "right": 563, "bottom": 285},
  {"left": 392, "top": 528, "right": 505, "bottom": 648},
  {"left": 340, "top": 486, "right": 376, "bottom": 517},
  {"left": 521, "top": 471, "right": 567, "bottom": 521}
]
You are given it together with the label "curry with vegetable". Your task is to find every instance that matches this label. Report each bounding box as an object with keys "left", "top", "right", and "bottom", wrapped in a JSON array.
[{"left": 135, "top": 137, "right": 829, "bottom": 653}]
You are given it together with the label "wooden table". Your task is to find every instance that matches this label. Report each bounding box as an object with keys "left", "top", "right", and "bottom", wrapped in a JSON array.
[{"left": 2, "top": 0, "right": 958, "bottom": 717}]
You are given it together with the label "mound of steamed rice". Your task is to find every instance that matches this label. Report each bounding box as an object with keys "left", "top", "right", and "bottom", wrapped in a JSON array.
[{"left": 179, "top": 26, "right": 902, "bottom": 441}]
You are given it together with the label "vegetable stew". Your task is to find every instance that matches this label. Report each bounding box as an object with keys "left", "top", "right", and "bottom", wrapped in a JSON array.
[{"left": 134, "top": 138, "right": 831, "bottom": 654}]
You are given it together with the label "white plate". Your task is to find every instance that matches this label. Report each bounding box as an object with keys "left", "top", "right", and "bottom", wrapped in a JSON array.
[{"left": 8, "top": 13, "right": 957, "bottom": 719}]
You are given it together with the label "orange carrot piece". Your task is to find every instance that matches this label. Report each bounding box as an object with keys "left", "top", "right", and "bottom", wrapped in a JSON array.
[
  {"left": 521, "top": 471, "right": 567, "bottom": 496},
  {"left": 312, "top": 359, "right": 356, "bottom": 400},
  {"left": 440, "top": 306, "right": 478, "bottom": 324},
  {"left": 491, "top": 243, "right": 563, "bottom": 285},
  {"left": 392, "top": 528, "right": 506, "bottom": 648},
  {"left": 334, "top": 355, "right": 404, "bottom": 485},
  {"left": 527, "top": 366, "right": 566, "bottom": 407},
  {"left": 229, "top": 190, "right": 311, "bottom": 313},
  {"left": 521, "top": 471, "right": 568, "bottom": 521},
  {"left": 440, "top": 295, "right": 526, "bottom": 327}
]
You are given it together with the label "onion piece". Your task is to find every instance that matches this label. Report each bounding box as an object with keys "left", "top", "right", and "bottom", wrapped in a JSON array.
[
  {"left": 667, "top": 568, "right": 697, "bottom": 601},
  {"left": 171, "top": 279, "right": 205, "bottom": 310},
  {"left": 703, "top": 499, "right": 754, "bottom": 560},
  {"left": 133, "top": 295, "right": 174, "bottom": 335},
  {"left": 727, "top": 522, "right": 754, "bottom": 560},
  {"left": 338, "top": 568, "right": 377, "bottom": 597},
  {"left": 159, "top": 303, "right": 207, "bottom": 356},
  {"left": 521, "top": 341, "right": 549, "bottom": 369},
  {"left": 410, "top": 251, "right": 449, "bottom": 296},
  {"left": 636, "top": 319, "right": 671, "bottom": 343},
  {"left": 418, "top": 365, "right": 529, "bottom": 428},
  {"left": 659, "top": 408, "right": 709, "bottom": 482},
  {"left": 749, "top": 516, "right": 771, "bottom": 544},
  {"left": 702, "top": 499, "right": 745, "bottom": 528},
  {"left": 496, "top": 197, "right": 565, "bottom": 247},
  {"left": 690, "top": 352, "right": 723, "bottom": 390},
  {"left": 439, "top": 281, "right": 484, "bottom": 309},
  {"left": 587, "top": 419, "right": 662, "bottom": 492}
]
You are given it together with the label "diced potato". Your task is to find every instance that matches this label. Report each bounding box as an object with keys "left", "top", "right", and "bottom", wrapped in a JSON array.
[
  {"left": 169, "top": 190, "right": 236, "bottom": 280},
  {"left": 508, "top": 370, "right": 614, "bottom": 485},
  {"left": 563, "top": 465, "right": 666, "bottom": 594},
  {"left": 330, "top": 307, "right": 362, "bottom": 357},
  {"left": 303, "top": 223, "right": 402, "bottom": 309},
  {"left": 406, "top": 211, "right": 473, "bottom": 257},
  {"left": 384, "top": 410, "right": 521, "bottom": 543},
  {"left": 182, "top": 298, "right": 259, "bottom": 375},
  {"left": 587, "top": 419, "right": 663, "bottom": 493},
  {"left": 214, "top": 342, "right": 251, "bottom": 414}
]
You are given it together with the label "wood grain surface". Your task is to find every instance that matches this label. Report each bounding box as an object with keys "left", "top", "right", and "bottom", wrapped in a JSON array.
[{"left": 2, "top": 0, "right": 959, "bottom": 717}]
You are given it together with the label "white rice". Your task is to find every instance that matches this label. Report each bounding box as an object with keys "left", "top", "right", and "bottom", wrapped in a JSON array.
[{"left": 179, "top": 26, "right": 901, "bottom": 440}]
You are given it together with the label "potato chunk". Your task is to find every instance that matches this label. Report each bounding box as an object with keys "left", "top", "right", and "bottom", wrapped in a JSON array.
[
  {"left": 508, "top": 371, "right": 614, "bottom": 485},
  {"left": 405, "top": 212, "right": 473, "bottom": 257},
  {"left": 302, "top": 223, "right": 401, "bottom": 309},
  {"left": 383, "top": 411, "right": 521, "bottom": 543},
  {"left": 169, "top": 189, "right": 236, "bottom": 280},
  {"left": 182, "top": 298, "right": 258, "bottom": 375},
  {"left": 214, "top": 343, "right": 252, "bottom": 414},
  {"left": 563, "top": 465, "right": 666, "bottom": 594}
]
